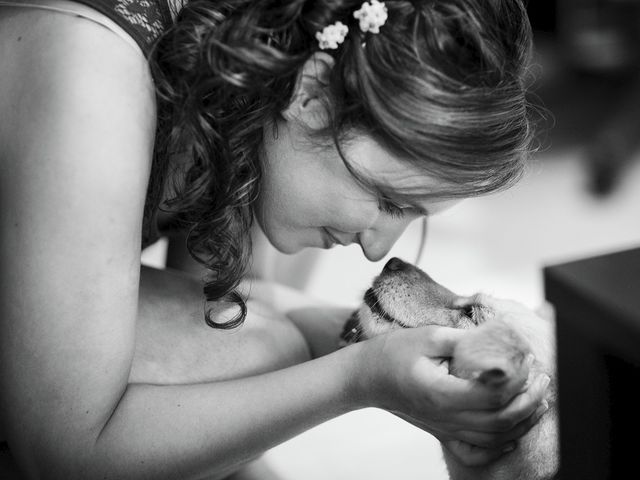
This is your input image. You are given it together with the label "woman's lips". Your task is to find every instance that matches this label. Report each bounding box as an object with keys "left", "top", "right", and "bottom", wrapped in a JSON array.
[
  {"left": 322, "top": 228, "right": 355, "bottom": 248},
  {"left": 322, "top": 227, "right": 339, "bottom": 248}
]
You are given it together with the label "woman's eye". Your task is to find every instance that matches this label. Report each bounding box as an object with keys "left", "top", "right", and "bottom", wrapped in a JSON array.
[{"left": 378, "top": 198, "right": 408, "bottom": 218}]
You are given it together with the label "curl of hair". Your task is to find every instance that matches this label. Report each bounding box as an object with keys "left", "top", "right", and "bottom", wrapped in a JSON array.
[{"left": 147, "top": 0, "right": 536, "bottom": 328}]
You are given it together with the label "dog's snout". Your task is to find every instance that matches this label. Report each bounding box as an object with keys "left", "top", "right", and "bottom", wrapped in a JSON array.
[{"left": 383, "top": 257, "right": 407, "bottom": 272}]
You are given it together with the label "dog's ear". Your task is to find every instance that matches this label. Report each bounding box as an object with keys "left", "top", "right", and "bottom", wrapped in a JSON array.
[{"left": 339, "top": 310, "right": 364, "bottom": 346}]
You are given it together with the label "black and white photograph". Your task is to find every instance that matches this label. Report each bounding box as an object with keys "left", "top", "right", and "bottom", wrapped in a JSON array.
[{"left": 1, "top": 0, "right": 639, "bottom": 478}]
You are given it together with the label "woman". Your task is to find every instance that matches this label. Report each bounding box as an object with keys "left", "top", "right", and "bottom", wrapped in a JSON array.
[{"left": 0, "top": 0, "right": 549, "bottom": 478}]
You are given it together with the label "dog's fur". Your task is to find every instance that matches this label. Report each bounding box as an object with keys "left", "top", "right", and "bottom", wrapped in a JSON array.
[{"left": 342, "top": 257, "right": 558, "bottom": 480}]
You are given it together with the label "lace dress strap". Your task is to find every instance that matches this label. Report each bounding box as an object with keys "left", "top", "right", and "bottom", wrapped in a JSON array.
[
  {"left": 64, "top": 0, "right": 172, "bottom": 55},
  {"left": 0, "top": 0, "right": 171, "bottom": 56}
]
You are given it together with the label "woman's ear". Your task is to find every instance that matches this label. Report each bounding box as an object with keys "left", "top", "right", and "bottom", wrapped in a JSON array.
[{"left": 281, "top": 52, "right": 335, "bottom": 130}]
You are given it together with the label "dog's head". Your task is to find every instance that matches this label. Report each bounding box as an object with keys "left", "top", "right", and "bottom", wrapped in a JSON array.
[
  {"left": 355, "top": 256, "right": 484, "bottom": 334},
  {"left": 343, "top": 257, "right": 558, "bottom": 480}
]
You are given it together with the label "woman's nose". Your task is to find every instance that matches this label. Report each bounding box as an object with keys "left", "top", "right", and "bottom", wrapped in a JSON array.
[{"left": 358, "top": 218, "right": 413, "bottom": 262}]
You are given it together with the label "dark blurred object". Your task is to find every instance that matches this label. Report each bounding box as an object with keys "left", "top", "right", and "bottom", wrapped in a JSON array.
[
  {"left": 558, "top": 0, "right": 640, "bottom": 73},
  {"left": 556, "top": 0, "right": 640, "bottom": 195},
  {"left": 544, "top": 247, "right": 640, "bottom": 479},
  {"left": 527, "top": 0, "right": 558, "bottom": 33},
  {"left": 584, "top": 78, "right": 640, "bottom": 194}
]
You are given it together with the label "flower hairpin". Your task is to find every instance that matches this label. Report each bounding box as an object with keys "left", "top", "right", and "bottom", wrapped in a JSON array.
[
  {"left": 353, "top": 0, "right": 388, "bottom": 34},
  {"left": 316, "top": 21, "right": 349, "bottom": 50},
  {"left": 315, "top": 0, "right": 388, "bottom": 50}
]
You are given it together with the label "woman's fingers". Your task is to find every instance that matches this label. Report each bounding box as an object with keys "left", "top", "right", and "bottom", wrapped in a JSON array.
[
  {"left": 453, "top": 400, "right": 549, "bottom": 448},
  {"left": 442, "top": 440, "right": 512, "bottom": 467},
  {"left": 415, "top": 354, "right": 549, "bottom": 415},
  {"left": 394, "top": 396, "right": 548, "bottom": 452},
  {"left": 451, "top": 373, "right": 551, "bottom": 432},
  {"left": 380, "top": 325, "right": 551, "bottom": 452}
]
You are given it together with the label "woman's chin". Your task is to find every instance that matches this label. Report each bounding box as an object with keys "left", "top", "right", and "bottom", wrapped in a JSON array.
[
  {"left": 265, "top": 235, "right": 304, "bottom": 255},
  {"left": 258, "top": 224, "right": 327, "bottom": 254},
  {"left": 269, "top": 236, "right": 327, "bottom": 255}
]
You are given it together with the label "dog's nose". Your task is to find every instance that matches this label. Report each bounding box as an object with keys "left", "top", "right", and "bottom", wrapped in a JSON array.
[{"left": 384, "top": 257, "right": 407, "bottom": 272}]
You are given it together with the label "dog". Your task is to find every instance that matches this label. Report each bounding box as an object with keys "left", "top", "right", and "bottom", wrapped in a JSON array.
[{"left": 341, "top": 257, "right": 558, "bottom": 480}]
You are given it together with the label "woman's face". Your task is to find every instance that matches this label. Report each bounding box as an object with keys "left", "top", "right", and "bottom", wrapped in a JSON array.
[{"left": 254, "top": 119, "right": 460, "bottom": 262}]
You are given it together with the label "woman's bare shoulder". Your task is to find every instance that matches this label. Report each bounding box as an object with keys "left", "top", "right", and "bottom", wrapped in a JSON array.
[
  {"left": 0, "top": 4, "right": 157, "bottom": 149},
  {"left": 0, "top": 3, "right": 158, "bottom": 217}
]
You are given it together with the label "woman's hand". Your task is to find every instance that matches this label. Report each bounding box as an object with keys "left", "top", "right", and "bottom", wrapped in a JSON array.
[{"left": 349, "top": 326, "right": 550, "bottom": 465}]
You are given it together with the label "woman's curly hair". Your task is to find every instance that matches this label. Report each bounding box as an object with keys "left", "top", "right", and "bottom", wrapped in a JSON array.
[{"left": 148, "top": 0, "right": 536, "bottom": 328}]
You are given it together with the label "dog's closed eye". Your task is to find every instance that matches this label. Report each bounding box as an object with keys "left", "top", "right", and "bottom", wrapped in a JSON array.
[
  {"left": 459, "top": 304, "right": 481, "bottom": 324},
  {"left": 461, "top": 304, "right": 475, "bottom": 319},
  {"left": 457, "top": 297, "right": 493, "bottom": 325}
]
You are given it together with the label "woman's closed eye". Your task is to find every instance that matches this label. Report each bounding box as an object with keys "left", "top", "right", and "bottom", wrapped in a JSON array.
[{"left": 377, "top": 197, "right": 418, "bottom": 219}]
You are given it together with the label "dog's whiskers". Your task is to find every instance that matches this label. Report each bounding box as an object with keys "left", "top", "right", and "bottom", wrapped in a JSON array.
[{"left": 364, "top": 288, "right": 411, "bottom": 328}]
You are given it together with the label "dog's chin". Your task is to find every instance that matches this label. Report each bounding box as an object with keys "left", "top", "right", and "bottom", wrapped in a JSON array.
[
  {"left": 362, "top": 288, "right": 412, "bottom": 332},
  {"left": 356, "top": 306, "right": 394, "bottom": 339}
]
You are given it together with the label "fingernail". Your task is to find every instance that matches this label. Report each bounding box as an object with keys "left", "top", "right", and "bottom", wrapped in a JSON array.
[
  {"left": 537, "top": 399, "right": 549, "bottom": 415},
  {"left": 525, "top": 353, "right": 535, "bottom": 368},
  {"left": 540, "top": 375, "right": 551, "bottom": 390},
  {"left": 502, "top": 443, "right": 516, "bottom": 453}
]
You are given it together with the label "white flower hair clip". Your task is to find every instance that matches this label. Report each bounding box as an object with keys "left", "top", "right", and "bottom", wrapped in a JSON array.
[
  {"left": 315, "top": 21, "right": 349, "bottom": 50},
  {"left": 353, "top": 0, "right": 388, "bottom": 34}
]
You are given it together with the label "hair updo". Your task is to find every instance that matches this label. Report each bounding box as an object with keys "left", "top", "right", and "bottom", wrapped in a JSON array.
[{"left": 149, "top": 0, "right": 535, "bottom": 328}]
